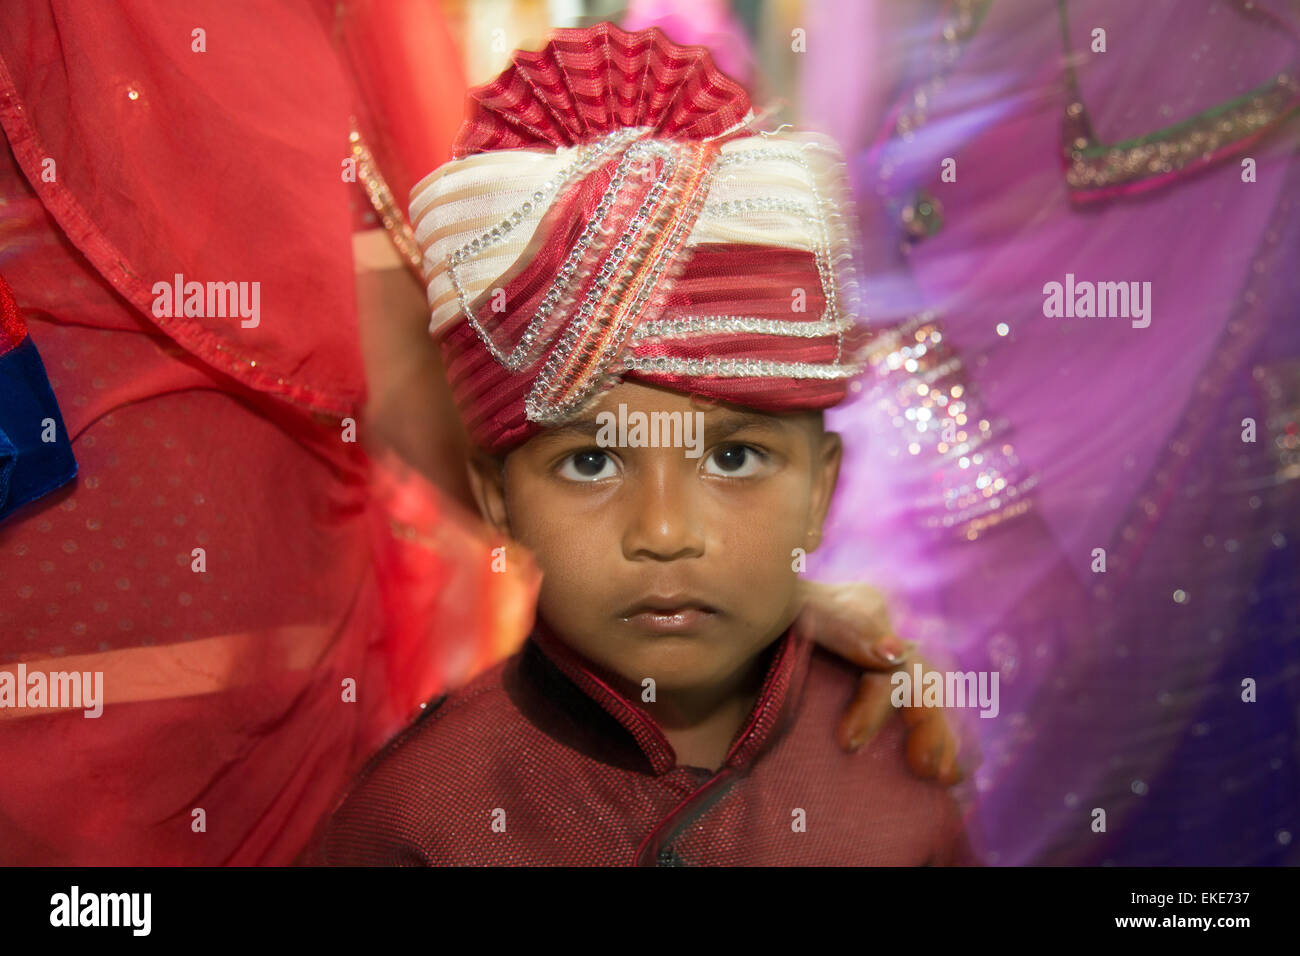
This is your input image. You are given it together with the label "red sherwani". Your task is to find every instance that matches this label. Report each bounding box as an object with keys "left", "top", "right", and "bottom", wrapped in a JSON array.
[{"left": 305, "top": 622, "right": 980, "bottom": 866}]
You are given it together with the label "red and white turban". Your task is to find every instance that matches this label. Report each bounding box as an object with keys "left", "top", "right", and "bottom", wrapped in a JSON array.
[{"left": 411, "top": 22, "right": 870, "bottom": 452}]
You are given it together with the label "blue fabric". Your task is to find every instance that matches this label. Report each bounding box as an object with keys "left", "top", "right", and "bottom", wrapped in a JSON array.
[{"left": 0, "top": 335, "right": 77, "bottom": 521}]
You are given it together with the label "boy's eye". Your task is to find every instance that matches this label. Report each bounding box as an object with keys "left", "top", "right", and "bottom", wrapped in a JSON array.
[
  {"left": 703, "top": 444, "right": 767, "bottom": 478},
  {"left": 557, "top": 449, "right": 618, "bottom": 482}
]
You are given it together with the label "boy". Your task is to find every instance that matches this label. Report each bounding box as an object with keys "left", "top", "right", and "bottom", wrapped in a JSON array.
[{"left": 307, "top": 23, "right": 977, "bottom": 866}]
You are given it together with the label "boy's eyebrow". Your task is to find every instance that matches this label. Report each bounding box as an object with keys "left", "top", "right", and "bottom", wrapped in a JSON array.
[
  {"left": 700, "top": 410, "right": 789, "bottom": 442},
  {"left": 531, "top": 408, "right": 791, "bottom": 446}
]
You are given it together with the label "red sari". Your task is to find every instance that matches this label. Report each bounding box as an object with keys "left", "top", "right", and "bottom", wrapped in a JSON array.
[{"left": 0, "top": 0, "right": 536, "bottom": 864}]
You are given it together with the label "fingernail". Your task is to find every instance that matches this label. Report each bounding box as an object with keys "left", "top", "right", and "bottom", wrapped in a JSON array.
[{"left": 875, "top": 635, "right": 907, "bottom": 663}]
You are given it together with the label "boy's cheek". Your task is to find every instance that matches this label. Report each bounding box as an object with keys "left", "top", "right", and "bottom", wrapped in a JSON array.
[
  {"left": 729, "top": 579, "right": 804, "bottom": 642},
  {"left": 515, "top": 516, "right": 606, "bottom": 577},
  {"left": 717, "top": 520, "right": 810, "bottom": 580},
  {"left": 532, "top": 553, "right": 623, "bottom": 636},
  {"left": 731, "top": 548, "right": 811, "bottom": 635}
]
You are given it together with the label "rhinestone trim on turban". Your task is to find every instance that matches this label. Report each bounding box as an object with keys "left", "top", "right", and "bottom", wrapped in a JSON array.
[{"left": 410, "top": 22, "right": 869, "bottom": 452}]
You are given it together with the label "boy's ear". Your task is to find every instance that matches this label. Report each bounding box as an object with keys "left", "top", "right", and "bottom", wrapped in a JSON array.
[
  {"left": 805, "top": 430, "right": 843, "bottom": 553},
  {"left": 465, "top": 449, "right": 511, "bottom": 536}
]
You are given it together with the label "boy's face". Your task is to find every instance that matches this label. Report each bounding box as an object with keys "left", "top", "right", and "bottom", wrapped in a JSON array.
[{"left": 468, "top": 380, "right": 842, "bottom": 696}]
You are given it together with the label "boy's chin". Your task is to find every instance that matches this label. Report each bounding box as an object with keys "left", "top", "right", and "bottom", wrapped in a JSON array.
[{"left": 613, "top": 641, "right": 760, "bottom": 695}]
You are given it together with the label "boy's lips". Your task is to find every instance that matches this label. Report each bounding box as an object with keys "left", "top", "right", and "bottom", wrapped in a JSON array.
[{"left": 617, "top": 595, "right": 719, "bottom": 634}]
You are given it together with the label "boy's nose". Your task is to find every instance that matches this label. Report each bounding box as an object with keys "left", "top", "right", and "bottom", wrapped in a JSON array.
[{"left": 620, "top": 464, "right": 705, "bottom": 562}]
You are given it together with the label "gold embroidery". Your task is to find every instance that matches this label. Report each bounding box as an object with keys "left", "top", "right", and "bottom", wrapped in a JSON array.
[
  {"left": 1058, "top": 0, "right": 1300, "bottom": 197},
  {"left": 349, "top": 121, "right": 424, "bottom": 275},
  {"left": 1064, "top": 73, "right": 1300, "bottom": 195}
]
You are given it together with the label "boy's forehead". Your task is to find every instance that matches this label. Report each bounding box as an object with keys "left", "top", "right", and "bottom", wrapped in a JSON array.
[
  {"left": 593, "top": 380, "right": 716, "bottom": 413},
  {"left": 587, "top": 381, "right": 772, "bottom": 422},
  {"left": 527, "top": 380, "right": 814, "bottom": 442}
]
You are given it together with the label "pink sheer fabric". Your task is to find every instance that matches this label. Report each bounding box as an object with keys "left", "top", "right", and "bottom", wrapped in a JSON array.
[{"left": 801, "top": 0, "right": 1300, "bottom": 863}]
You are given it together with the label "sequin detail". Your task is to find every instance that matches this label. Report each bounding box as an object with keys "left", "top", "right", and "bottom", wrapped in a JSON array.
[
  {"left": 867, "top": 312, "right": 1038, "bottom": 540},
  {"left": 524, "top": 139, "right": 721, "bottom": 424},
  {"left": 444, "top": 126, "right": 652, "bottom": 373},
  {"left": 631, "top": 314, "right": 854, "bottom": 341},
  {"left": 623, "top": 355, "right": 860, "bottom": 379}
]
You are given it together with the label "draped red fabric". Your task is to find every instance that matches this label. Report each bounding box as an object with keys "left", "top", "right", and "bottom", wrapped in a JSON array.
[
  {"left": 0, "top": 275, "right": 25, "bottom": 351},
  {"left": 0, "top": 1, "right": 534, "bottom": 865},
  {"left": 0, "top": 0, "right": 362, "bottom": 413},
  {"left": 330, "top": 0, "right": 470, "bottom": 211}
]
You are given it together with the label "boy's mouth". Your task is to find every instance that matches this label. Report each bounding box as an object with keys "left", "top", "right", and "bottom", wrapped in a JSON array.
[{"left": 617, "top": 595, "right": 719, "bottom": 635}]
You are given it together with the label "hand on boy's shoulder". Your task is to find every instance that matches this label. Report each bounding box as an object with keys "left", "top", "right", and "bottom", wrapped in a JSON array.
[{"left": 792, "top": 580, "right": 980, "bottom": 786}]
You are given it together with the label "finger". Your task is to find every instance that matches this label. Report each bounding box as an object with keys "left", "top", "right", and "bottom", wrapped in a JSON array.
[
  {"left": 937, "top": 749, "right": 966, "bottom": 786},
  {"left": 944, "top": 733, "right": 984, "bottom": 785},
  {"left": 930, "top": 708, "right": 984, "bottom": 785},
  {"left": 898, "top": 684, "right": 934, "bottom": 727},
  {"left": 865, "top": 634, "right": 912, "bottom": 670},
  {"left": 797, "top": 582, "right": 900, "bottom": 668},
  {"left": 810, "top": 618, "right": 915, "bottom": 672},
  {"left": 903, "top": 714, "right": 947, "bottom": 779},
  {"left": 909, "top": 656, "right": 962, "bottom": 748},
  {"left": 934, "top": 728, "right": 959, "bottom": 783},
  {"left": 806, "top": 609, "right": 885, "bottom": 669},
  {"left": 894, "top": 652, "right": 947, "bottom": 728},
  {"left": 837, "top": 672, "right": 895, "bottom": 751}
]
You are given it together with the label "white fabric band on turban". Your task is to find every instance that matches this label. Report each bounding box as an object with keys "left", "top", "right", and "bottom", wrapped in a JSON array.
[{"left": 410, "top": 128, "right": 861, "bottom": 339}]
